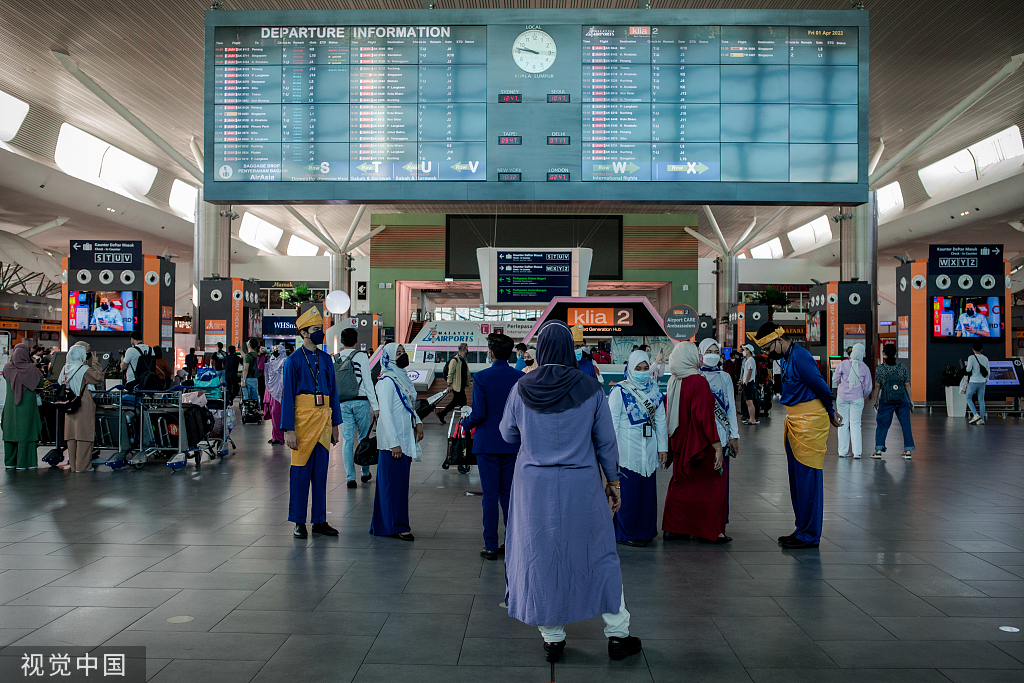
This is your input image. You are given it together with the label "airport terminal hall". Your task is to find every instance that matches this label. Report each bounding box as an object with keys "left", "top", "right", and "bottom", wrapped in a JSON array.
[{"left": 3, "top": 0, "right": 1024, "bottom": 681}]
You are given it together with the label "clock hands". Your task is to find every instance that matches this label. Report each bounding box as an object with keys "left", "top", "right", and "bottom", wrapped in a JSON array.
[{"left": 515, "top": 46, "right": 541, "bottom": 55}]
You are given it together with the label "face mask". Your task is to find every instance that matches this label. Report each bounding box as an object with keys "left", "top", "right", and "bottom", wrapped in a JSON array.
[
  {"left": 525, "top": 359, "right": 535, "bottom": 367},
  {"left": 966, "top": 308, "right": 975, "bottom": 316},
  {"left": 309, "top": 330, "right": 325, "bottom": 345},
  {"left": 101, "top": 303, "right": 109, "bottom": 311},
  {"left": 575, "top": 349, "right": 583, "bottom": 361},
  {"left": 395, "top": 353, "right": 410, "bottom": 369},
  {"left": 767, "top": 348, "right": 784, "bottom": 361},
  {"left": 702, "top": 353, "right": 721, "bottom": 368}
]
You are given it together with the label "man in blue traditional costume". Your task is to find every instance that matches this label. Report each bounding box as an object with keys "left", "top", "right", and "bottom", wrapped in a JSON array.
[
  {"left": 749, "top": 322, "right": 840, "bottom": 550},
  {"left": 282, "top": 306, "right": 343, "bottom": 539},
  {"left": 500, "top": 320, "right": 642, "bottom": 663}
]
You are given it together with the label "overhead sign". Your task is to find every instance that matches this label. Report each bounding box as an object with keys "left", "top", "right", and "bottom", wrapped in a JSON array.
[
  {"left": 69, "top": 240, "right": 142, "bottom": 270},
  {"left": 569, "top": 307, "right": 633, "bottom": 328},
  {"left": 664, "top": 304, "right": 698, "bottom": 341},
  {"left": 204, "top": 9, "right": 868, "bottom": 205},
  {"left": 496, "top": 251, "right": 574, "bottom": 304},
  {"left": 263, "top": 316, "right": 298, "bottom": 336},
  {"left": 929, "top": 244, "right": 1003, "bottom": 274}
]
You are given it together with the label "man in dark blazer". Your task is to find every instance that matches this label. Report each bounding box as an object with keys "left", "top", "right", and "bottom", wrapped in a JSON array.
[{"left": 461, "top": 333, "right": 524, "bottom": 560}]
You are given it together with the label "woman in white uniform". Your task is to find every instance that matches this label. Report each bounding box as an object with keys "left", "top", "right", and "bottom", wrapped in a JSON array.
[
  {"left": 609, "top": 350, "right": 668, "bottom": 547},
  {"left": 698, "top": 338, "right": 740, "bottom": 459}
]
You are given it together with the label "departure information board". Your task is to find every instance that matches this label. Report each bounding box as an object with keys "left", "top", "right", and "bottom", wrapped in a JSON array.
[{"left": 205, "top": 9, "right": 868, "bottom": 204}]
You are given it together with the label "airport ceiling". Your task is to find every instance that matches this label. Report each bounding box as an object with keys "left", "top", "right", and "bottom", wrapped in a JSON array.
[{"left": 0, "top": 0, "right": 1022, "bottom": 266}]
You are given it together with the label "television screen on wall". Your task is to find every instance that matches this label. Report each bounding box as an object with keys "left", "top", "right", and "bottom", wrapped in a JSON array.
[
  {"left": 806, "top": 311, "right": 822, "bottom": 344},
  {"left": 68, "top": 290, "right": 139, "bottom": 332},
  {"left": 932, "top": 296, "right": 1003, "bottom": 340}
]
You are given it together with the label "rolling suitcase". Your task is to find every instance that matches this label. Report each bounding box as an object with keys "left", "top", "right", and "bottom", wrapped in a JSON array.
[{"left": 240, "top": 398, "right": 262, "bottom": 424}]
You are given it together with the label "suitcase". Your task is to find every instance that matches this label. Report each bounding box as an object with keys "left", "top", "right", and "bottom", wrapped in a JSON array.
[
  {"left": 442, "top": 407, "right": 475, "bottom": 473},
  {"left": 240, "top": 398, "right": 262, "bottom": 424},
  {"left": 183, "top": 405, "right": 214, "bottom": 446}
]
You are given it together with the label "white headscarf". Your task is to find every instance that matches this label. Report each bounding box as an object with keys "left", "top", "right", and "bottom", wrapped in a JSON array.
[
  {"left": 265, "top": 344, "right": 287, "bottom": 401},
  {"left": 847, "top": 342, "right": 866, "bottom": 390},
  {"left": 666, "top": 341, "right": 702, "bottom": 437},
  {"left": 379, "top": 342, "right": 417, "bottom": 414},
  {"left": 624, "top": 350, "right": 655, "bottom": 391},
  {"left": 58, "top": 344, "right": 89, "bottom": 397},
  {"left": 698, "top": 338, "right": 720, "bottom": 367}
]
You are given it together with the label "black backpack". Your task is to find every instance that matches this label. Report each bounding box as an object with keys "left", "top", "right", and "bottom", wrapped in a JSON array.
[
  {"left": 131, "top": 347, "right": 163, "bottom": 390},
  {"left": 54, "top": 366, "right": 87, "bottom": 414}
]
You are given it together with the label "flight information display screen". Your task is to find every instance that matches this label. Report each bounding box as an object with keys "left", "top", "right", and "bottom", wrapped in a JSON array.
[{"left": 204, "top": 9, "right": 868, "bottom": 204}]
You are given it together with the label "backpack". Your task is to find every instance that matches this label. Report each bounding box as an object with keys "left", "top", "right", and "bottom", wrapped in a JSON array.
[
  {"left": 881, "top": 366, "right": 906, "bottom": 404},
  {"left": 334, "top": 351, "right": 364, "bottom": 401},
  {"left": 54, "top": 366, "right": 87, "bottom": 414},
  {"left": 131, "top": 347, "right": 163, "bottom": 390}
]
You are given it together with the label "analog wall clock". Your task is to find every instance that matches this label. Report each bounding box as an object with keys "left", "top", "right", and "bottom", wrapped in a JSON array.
[{"left": 512, "top": 29, "right": 556, "bottom": 73}]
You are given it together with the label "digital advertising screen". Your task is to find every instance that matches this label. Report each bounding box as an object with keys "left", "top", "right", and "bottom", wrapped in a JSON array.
[
  {"left": 986, "top": 360, "right": 1021, "bottom": 387},
  {"left": 806, "top": 310, "right": 822, "bottom": 343},
  {"left": 932, "top": 296, "right": 1003, "bottom": 340},
  {"left": 205, "top": 9, "right": 868, "bottom": 204},
  {"left": 68, "top": 291, "right": 139, "bottom": 333}
]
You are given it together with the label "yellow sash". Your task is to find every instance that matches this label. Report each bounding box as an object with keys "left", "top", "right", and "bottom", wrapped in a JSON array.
[
  {"left": 290, "top": 394, "right": 332, "bottom": 467},
  {"left": 783, "top": 399, "right": 830, "bottom": 470}
]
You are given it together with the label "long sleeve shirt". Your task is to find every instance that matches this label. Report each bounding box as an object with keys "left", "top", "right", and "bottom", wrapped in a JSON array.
[
  {"left": 375, "top": 377, "right": 422, "bottom": 460},
  {"left": 337, "top": 348, "right": 380, "bottom": 411},
  {"left": 702, "top": 369, "right": 740, "bottom": 445},
  {"left": 461, "top": 360, "right": 523, "bottom": 454},
  {"left": 608, "top": 386, "right": 668, "bottom": 477},
  {"left": 280, "top": 346, "right": 343, "bottom": 432},
  {"left": 832, "top": 359, "right": 873, "bottom": 401},
  {"left": 780, "top": 343, "right": 835, "bottom": 417}
]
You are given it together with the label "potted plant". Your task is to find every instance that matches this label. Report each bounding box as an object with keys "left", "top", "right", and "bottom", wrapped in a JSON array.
[
  {"left": 754, "top": 286, "right": 789, "bottom": 322},
  {"left": 941, "top": 364, "right": 967, "bottom": 418},
  {"left": 280, "top": 283, "right": 312, "bottom": 312}
]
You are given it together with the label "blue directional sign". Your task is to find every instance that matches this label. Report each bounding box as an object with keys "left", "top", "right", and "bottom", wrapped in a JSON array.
[{"left": 496, "top": 251, "right": 574, "bottom": 304}]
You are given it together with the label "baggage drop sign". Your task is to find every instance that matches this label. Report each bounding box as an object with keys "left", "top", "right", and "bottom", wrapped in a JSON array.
[{"left": 69, "top": 240, "right": 142, "bottom": 270}]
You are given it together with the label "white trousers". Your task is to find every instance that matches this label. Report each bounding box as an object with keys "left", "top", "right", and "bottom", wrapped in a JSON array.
[
  {"left": 538, "top": 589, "right": 630, "bottom": 643},
  {"left": 836, "top": 397, "right": 864, "bottom": 457}
]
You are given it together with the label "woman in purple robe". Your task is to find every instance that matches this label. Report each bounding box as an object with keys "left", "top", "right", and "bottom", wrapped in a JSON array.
[{"left": 500, "top": 320, "right": 642, "bottom": 664}]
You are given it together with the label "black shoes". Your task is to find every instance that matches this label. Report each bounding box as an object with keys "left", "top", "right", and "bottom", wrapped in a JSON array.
[
  {"left": 698, "top": 535, "right": 733, "bottom": 544},
  {"left": 311, "top": 523, "right": 339, "bottom": 536},
  {"left": 544, "top": 640, "right": 566, "bottom": 663},
  {"left": 347, "top": 480, "right": 358, "bottom": 489},
  {"left": 438, "top": 413, "right": 446, "bottom": 424},
  {"left": 481, "top": 548, "right": 498, "bottom": 561},
  {"left": 497, "top": 544, "right": 505, "bottom": 556},
  {"left": 608, "top": 636, "right": 643, "bottom": 660},
  {"left": 393, "top": 532, "right": 415, "bottom": 542},
  {"left": 778, "top": 533, "right": 795, "bottom": 543},
  {"left": 361, "top": 473, "right": 372, "bottom": 483},
  {"left": 617, "top": 539, "right": 648, "bottom": 548},
  {"left": 268, "top": 439, "right": 283, "bottom": 445},
  {"left": 293, "top": 523, "right": 307, "bottom": 538},
  {"left": 663, "top": 532, "right": 689, "bottom": 541},
  {"left": 780, "top": 536, "right": 818, "bottom": 550}
]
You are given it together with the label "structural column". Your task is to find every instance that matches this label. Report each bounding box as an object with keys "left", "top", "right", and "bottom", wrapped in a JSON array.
[
  {"left": 328, "top": 250, "right": 349, "bottom": 327},
  {"left": 193, "top": 188, "right": 231, "bottom": 321},
  {"left": 845, "top": 191, "right": 879, "bottom": 353},
  {"left": 716, "top": 253, "right": 739, "bottom": 341}
]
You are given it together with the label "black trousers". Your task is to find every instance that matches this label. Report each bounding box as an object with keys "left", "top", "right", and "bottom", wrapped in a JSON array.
[{"left": 439, "top": 388, "right": 467, "bottom": 419}]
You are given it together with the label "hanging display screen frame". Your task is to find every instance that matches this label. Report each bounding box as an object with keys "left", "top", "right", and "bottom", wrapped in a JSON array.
[{"left": 204, "top": 8, "right": 869, "bottom": 205}]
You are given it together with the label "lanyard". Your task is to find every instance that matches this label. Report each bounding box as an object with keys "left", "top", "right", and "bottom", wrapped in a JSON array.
[{"left": 300, "top": 347, "right": 321, "bottom": 393}]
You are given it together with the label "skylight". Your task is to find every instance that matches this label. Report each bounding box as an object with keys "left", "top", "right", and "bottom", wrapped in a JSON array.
[
  {"left": 286, "top": 234, "right": 319, "bottom": 256},
  {"left": 876, "top": 181, "right": 904, "bottom": 215},
  {"left": 919, "top": 126, "right": 1024, "bottom": 196},
  {"left": 54, "top": 123, "right": 158, "bottom": 199},
  {"left": 238, "top": 212, "right": 283, "bottom": 252},
  {"left": 786, "top": 215, "right": 832, "bottom": 252},
  {"left": 0, "top": 90, "right": 29, "bottom": 142},
  {"left": 750, "top": 237, "right": 784, "bottom": 259},
  {"left": 168, "top": 180, "right": 198, "bottom": 222}
]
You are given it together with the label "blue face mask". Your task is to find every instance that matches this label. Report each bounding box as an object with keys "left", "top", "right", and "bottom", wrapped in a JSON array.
[
  {"left": 575, "top": 349, "right": 583, "bottom": 361},
  {"left": 309, "top": 330, "right": 325, "bottom": 345}
]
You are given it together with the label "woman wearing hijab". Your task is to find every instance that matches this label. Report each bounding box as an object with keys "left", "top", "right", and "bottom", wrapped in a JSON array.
[
  {"left": 371, "top": 342, "right": 423, "bottom": 541},
  {"left": 832, "top": 342, "right": 873, "bottom": 459},
  {"left": 521, "top": 348, "right": 537, "bottom": 373},
  {"left": 59, "top": 342, "right": 106, "bottom": 472},
  {"left": 499, "top": 321, "right": 642, "bottom": 664},
  {"left": 662, "top": 341, "right": 731, "bottom": 544},
  {"left": 2, "top": 343, "right": 44, "bottom": 470},
  {"left": 264, "top": 344, "right": 287, "bottom": 444},
  {"left": 698, "top": 339, "right": 740, "bottom": 458},
  {"left": 608, "top": 349, "right": 667, "bottom": 548}
]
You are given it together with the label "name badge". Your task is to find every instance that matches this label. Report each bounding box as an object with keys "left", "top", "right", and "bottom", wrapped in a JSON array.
[
  {"left": 643, "top": 423, "right": 653, "bottom": 438},
  {"left": 314, "top": 393, "right": 324, "bottom": 406}
]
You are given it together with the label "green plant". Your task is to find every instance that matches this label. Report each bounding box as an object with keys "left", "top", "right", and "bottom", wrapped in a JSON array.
[
  {"left": 941, "top": 364, "right": 965, "bottom": 387},
  {"left": 754, "top": 286, "right": 789, "bottom": 321},
  {"left": 280, "top": 283, "right": 312, "bottom": 309}
]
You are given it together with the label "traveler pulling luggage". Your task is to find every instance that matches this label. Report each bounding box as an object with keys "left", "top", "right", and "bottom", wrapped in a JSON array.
[
  {"left": 443, "top": 406, "right": 475, "bottom": 474},
  {"left": 240, "top": 398, "right": 262, "bottom": 424}
]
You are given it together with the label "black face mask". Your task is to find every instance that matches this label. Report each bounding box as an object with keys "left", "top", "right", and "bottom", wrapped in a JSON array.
[
  {"left": 966, "top": 308, "right": 975, "bottom": 316},
  {"left": 766, "top": 343, "right": 784, "bottom": 361},
  {"left": 395, "top": 353, "right": 410, "bottom": 369},
  {"left": 524, "top": 359, "right": 535, "bottom": 367},
  {"left": 101, "top": 303, "right": 109, "bottom": 311}
]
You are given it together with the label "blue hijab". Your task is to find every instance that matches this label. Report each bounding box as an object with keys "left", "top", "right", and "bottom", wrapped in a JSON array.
[{"left": 517, "top": 321, "right": 603, "bottom": 414}]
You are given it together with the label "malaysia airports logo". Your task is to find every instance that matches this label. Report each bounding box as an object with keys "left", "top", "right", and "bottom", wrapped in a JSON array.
[{"left": 585, "top": 27, "right": 616, "bottom": 37}]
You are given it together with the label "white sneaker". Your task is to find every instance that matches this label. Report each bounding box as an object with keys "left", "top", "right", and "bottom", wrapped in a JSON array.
[
  {"left": 871, "top": 452, "right": 882, "bottom": 459},
  {"left": 838, "top": 454, "right": 851, "bottom": 458},
  {"left": 968, "top": 415, "right": 980, "bottom": 424},
  {"left": 853, "top": 454, "right": 862, "bottom": 460},
  {"left": 976, "top": 419, "right": 985, "bottom": 426}
]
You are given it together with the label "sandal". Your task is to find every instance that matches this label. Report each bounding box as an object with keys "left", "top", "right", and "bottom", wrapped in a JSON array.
[
  {"left": 871, "top": 451, "right": 883, "bottom": 459},
  {"left": 902, "top": 452, "right": 912, "bottom": 460}
]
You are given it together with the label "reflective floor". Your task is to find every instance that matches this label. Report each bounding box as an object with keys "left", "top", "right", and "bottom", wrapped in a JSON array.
[{"left": 0, "top": 405, "right": 1022, "bottom": 683}]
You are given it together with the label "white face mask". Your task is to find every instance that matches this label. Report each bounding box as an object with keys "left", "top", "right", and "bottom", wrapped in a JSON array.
[{"left": 702, "top": 353, "right": 721, "bottom": 368}]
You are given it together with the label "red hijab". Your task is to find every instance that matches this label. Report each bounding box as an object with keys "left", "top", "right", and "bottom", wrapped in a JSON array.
[{"left": 4, "top": 343, "right": 43, "bottom": 404}]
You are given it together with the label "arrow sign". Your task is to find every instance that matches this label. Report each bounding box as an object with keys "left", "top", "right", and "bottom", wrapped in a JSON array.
[
  {"left": 666, "top": 162, "right": 709, "bottom": 174},
  {"left": 356, "top": 162, "right": 377, "bottom": 173},
  {"left": 402, "top": 162, "right": 418, "bottom": 173}
]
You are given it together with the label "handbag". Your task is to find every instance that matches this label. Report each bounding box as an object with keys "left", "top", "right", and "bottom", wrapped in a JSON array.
[
  {"left": 353, "top": 416, "right": 378, "bottom": 467},
  {"left": 958, "top": 375, "right": 969, "bottom": 395},
  {"left": 54, "top": 367, "right": 87, "bottom": 414}
]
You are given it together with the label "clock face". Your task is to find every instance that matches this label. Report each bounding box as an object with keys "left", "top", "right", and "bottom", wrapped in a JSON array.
[{"left": 512, "top": 29, "right": 556, "bottom": 73}]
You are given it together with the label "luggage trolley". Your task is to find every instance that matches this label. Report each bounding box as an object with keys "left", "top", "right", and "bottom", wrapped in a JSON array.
[
  {"left": 442, "top": 405, "right": 475, "bottom": 474},
  {"left": 134, "top": 388, "right": 188, "bottom": 466},
  {"left": 93, "top": 387, "right": 143, "bottom": 470}
]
